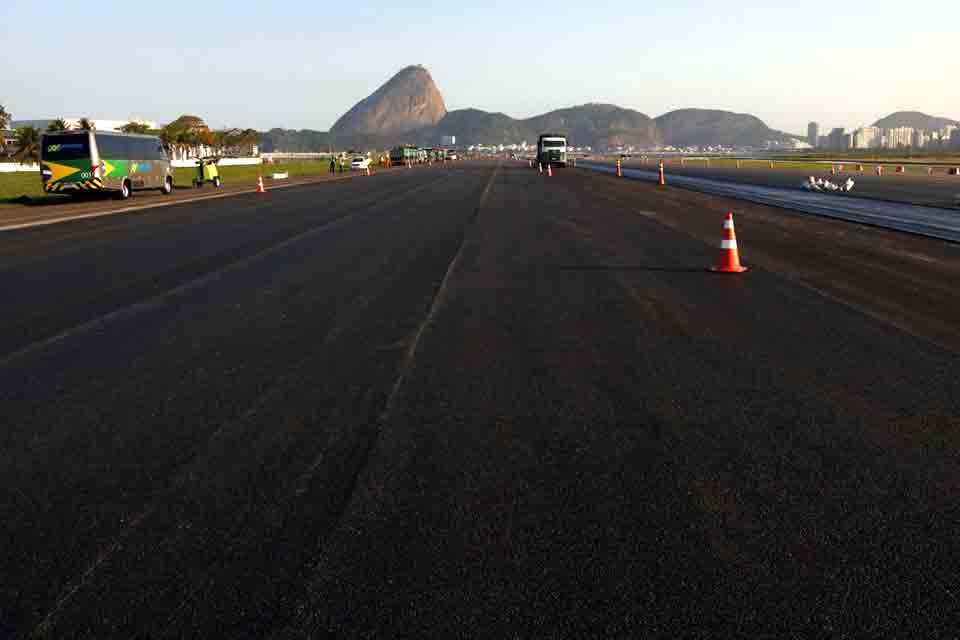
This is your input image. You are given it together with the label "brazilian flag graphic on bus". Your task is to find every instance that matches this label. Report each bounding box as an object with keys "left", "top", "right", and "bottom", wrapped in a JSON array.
[{"left": 41, "top": 136, "right": 101, "bottom": 192}]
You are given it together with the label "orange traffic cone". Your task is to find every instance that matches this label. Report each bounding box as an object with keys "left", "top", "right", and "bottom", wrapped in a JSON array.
[
  {"left": 366, "top": 166, "right": 371, "bottom": 176},
  {"left": 547, "top": 164, "right": 553, "bottom": 177},
  {"left": 658, "top": 161, "right": 665, "bottom": 186},
  {"left": 538, "top": 163, "right": 543, "bottom": 174},
  {"left": 256, "top": 176, "right": 266, "bottom": 193},
  {"left": 708, "top": 213, "right": 748, "bottom": 273},
  {"left": 616, "top": 158, "right": 622, "bottom": 177}
]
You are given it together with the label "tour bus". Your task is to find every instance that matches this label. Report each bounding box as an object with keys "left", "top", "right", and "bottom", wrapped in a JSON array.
[
  {"left": 537, "top": 133, "right": 568, "bottom": 168},
  {"left": 40, "top": 130, "right": 173, "bottom": 199}
]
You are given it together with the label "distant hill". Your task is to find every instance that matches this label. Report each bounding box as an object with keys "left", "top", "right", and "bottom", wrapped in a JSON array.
[
  {"left": 420, "top": 109, "right": 534, "bottom": 146},
  {"left": 655, "top": 109, "right": 794, "bottom": 147},
  {"left": 417, "top": 103, "right": 659, "bottom": 148},
  {"left": 260, "top": 128, "right": 332, "bottom": 153},
  {"left": 873, "top": 111, "right": 958, "bottom": 131},
  {"left": 331, "top": 65, "right": 447, "bottom": 137},
  {"left": 525, "top": 103, "right": 659, "bottom": 149}
]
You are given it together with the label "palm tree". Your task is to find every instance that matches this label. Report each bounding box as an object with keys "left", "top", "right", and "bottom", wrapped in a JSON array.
[
  {"left": 78, "top": 118, "right": 94, "bottom": 131},
  {"left": 47, "top": 118, "right": 69, "bottom": 132},
  {"left": 0, "top": 105, "right": 10, "bottom": 153},
  {"left": 120, "top": 121, "right": 150, "bottom": 134},
  {"left": 14, "top": 126, "right": 40, "bottom": 165}
]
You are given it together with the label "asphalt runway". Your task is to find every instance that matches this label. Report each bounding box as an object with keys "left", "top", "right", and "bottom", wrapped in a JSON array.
[
  {"left": 2, "top": 161, "right": 959, "bottom": 637},
  {"left": 579, "top": 160, "right": 960, "bottom": 242},
  {"left": 597, "top": 157, "right": 960, "bottom": 209}
]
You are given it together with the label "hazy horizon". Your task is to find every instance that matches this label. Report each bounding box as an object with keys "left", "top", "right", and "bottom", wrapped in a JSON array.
[{"left": 4, "top": 0, "right": 957, "bottom": 135}]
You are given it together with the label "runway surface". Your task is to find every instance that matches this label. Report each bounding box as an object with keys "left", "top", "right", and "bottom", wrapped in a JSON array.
[
  {"left": 2, "top": 161, "right": 959, "bottom": 637},
  {"left": 579, "top": 160, "right": 960, "bottom": 242},
  {"left": 610, "top": 158, "right": 960, "bottom": 209}
]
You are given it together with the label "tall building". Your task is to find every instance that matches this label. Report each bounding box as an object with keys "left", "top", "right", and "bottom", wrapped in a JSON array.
[
  {"left": 807, "top": 122, "right": 819, "bottom": 148},
  {"left": 826, "top": 127, "right": 849, "bottom": 150},
  {"left": 852, "top": 126, "right": 881, "bottom": 149},
  {"left": 886, "top": 126, "right": 914, "bottom": 148}
]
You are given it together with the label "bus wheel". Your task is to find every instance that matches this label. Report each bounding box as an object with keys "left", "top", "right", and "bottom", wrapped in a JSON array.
[
  {"left": 119, "top": 180, "right": 132, "bottom": 200},
  {"left": 161, "top": 176, "right": 173, "bottom": 195}
]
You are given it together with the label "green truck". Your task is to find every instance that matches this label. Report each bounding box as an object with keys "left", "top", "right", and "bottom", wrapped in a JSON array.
[{"left": 40, "top": 130, "right": 173, "bottom": 199}]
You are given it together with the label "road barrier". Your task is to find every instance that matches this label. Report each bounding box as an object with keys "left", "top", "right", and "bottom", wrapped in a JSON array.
[{"left": 709, "top": 213, "right": 748, "bottom": 273}]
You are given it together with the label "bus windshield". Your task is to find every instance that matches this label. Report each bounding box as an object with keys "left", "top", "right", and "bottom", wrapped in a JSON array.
[
  {"left": 42, "top": 135, "right": 90, "bottom": 161},
  {"left": 542, "top": 140, "right": 566, "bottom": 148}
]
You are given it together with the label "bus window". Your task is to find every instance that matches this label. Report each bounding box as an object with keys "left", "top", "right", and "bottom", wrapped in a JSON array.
[
  {"left": 96, "top": 135, "right": 129, "bottom": 160},
  {"left": 42, "top": 135, "right": 90, "bottom": 161}
]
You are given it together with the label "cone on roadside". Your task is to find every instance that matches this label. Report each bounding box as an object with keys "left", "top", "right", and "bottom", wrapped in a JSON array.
[
  {"left": 538, "top": 162, "right": 543, "bottom": 174},
  {"left": 366, "top": 166, "right": 371, "bottom": 176},
  {"left": 708, "top": 213, "right": 748, "bottom": 273},
  {"left": 547, "top": 164, "right": 553, "bottom": 177},
  {"left": 256, "top": 176, "right": 267, "bottom": 193},
  {"left": 658, "top": 161, "right": 665, "bottom": 186},
  {"left": 616, "top": 158, "right": 622, "bottom": 177}
]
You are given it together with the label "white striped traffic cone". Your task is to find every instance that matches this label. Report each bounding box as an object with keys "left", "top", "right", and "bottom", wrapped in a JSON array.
[{"left": 708, "top": 213, "right": 748, "bottom": 273}]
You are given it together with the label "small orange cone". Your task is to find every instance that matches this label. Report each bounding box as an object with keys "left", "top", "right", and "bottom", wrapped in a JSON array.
[
  {"left": 708, "top": 213, "right": 748, "bottom": 273},
  {"left": 538, "top": 163, "right": 543, "bottom": 174},
  {"left": 616, "top": 158, "right": 622, "bottom": 177},
  {"left": 366, "top": 166, "right": 371, "bottom": 176},
  {"left": 256, "top": 176, "right": 266, "bottom": 193},
  {"left": 658, "top": 161, "right": 665, "bottom": 186},
  {"left": 547, "top": 164, "right": 553, "bottom": 177}
]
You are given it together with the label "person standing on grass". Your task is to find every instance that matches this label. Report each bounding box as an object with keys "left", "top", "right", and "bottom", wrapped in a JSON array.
[{"left": 330, "top": 158, "right": 335, "bottom": 174}]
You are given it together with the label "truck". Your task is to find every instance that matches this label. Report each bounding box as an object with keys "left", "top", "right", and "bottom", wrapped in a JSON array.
[{"left": 537, "top": 133, "right": 567, "bottom": 168}]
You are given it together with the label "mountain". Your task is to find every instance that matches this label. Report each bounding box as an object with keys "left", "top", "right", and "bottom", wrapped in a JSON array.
[
  {"left": 525, "top": 103, "right": 660, "bottom": 149},
  {"left": 331, "top": 65, "right": 447, "bottom": 137},
  {"left": 423, "top": 109, "right": 535, "bottom": 146},
  {"left": 655, "top": 109, "right": 794, "bottom": 147},
  {"left": 416, "top": 103, "right": 659, "bottom": 148},
  {"left": 289, "top": 66, "right": 803, "bottom": 150},
  {"left": 872, "top": 111, "right": 958, "bottom": 131},
  {"left": 260, "top": 128, "right": 332, "bottom": 153}
]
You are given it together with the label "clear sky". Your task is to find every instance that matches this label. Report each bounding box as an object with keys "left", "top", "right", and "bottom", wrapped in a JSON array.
[{"left": 2, "top": 0, "right": 956, "bottom": 134}]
